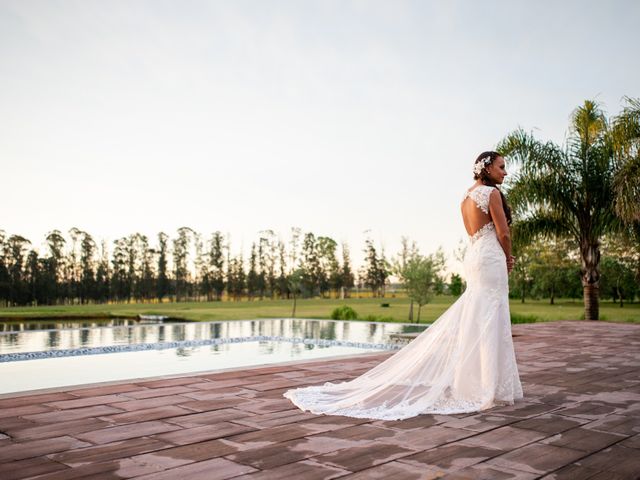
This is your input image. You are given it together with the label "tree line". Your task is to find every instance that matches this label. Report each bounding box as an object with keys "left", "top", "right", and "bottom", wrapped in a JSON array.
[
  {"left": 0, "top": 227, "right": 397, "bottom": 307},
  {"left": 1, "top": 223, "right": 637, "bottom": 313}
]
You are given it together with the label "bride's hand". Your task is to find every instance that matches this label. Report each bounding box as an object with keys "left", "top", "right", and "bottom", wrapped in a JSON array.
[{"left": 506, "top": 255, "right": 516, "bottom": 273}]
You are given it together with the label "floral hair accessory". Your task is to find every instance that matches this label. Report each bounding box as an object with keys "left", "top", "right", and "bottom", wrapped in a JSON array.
[{"left": 473, "top": 155, "right": 492, "bottom": 175}]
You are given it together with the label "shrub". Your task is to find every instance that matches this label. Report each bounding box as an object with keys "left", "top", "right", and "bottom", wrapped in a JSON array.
[
  {"left": 331, "top": 305, "right": 358, "bottom": 320},
  {"left": 510, "top": 313, "right": 539, "bottom": 324},
  {"left": 363, "top": 314, "right": 394, "bottom": 322}
]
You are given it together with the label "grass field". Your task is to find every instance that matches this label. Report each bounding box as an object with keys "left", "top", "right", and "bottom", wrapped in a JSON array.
[{"left": 1, "top": 296, "right": 639, "bottom": 324}]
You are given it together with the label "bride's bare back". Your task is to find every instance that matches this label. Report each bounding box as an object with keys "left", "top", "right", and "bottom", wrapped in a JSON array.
[
  {"left": 461, "top": 185, "right": 494, "bottom": 237},
  {"left": 461, "top": 183, "right": 512, "bottom": 263}
]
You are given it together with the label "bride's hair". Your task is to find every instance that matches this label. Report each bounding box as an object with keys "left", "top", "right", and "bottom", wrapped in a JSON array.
[{"left": 474, "top": 151, "right": 512, "bottom": 225}]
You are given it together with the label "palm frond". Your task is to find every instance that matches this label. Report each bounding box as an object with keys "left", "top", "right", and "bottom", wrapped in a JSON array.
[
  {"left": 618, "top": 96, "right": 640, "bottom": 125},
  {"left": 613, "top": 155, "right": 640, "bottom": 222},
  {"left": 506, "top": 174, "right": 578, "bottom": 222},
  {"left": 569, "top": 100, "right": 607, "bottom": 151},
  {"left": 511, "top": 214, "right": 573, "bottom": 250},
  {"left": 498, "top": 129, "right": 580, "bottom": 221},
  {"left": 498, "top": 129, "right": 565, "bottom": 173}
]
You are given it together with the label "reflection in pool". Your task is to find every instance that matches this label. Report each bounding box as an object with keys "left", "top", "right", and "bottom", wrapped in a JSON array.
[{"left": 0, "top": 316, "right": 185, "bottom": 333}]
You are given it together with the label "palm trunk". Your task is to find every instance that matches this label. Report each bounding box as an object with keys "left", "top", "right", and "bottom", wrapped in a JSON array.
[
  {"left": 580, "top": 240, "right": 601, "bottom": 321},
  {"left": 583, "top": 285, "right": 599, "bottom": 320}
]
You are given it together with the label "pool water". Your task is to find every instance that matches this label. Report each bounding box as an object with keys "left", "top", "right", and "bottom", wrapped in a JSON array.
[{"left": 0, "top": 318, "right": 428, "bottom": 395}]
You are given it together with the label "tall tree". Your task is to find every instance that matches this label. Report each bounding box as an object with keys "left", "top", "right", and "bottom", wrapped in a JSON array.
[
  {"left": 67, "top": 227, "right": 83, "bottom": 303},
  {"left": 317, "top": 236, "right": 338, "bottom": 297},
  {"left": 173, "top": 227, "right": 193, "bottom": 302},
  {"left": 208, "top": 231, "right": 225, "bottom": 301},
  {"left": 301, "top": 232, "right": 320, "bottom": 297},
  {"left": 276, "top": 239, "right": 289, "bottom": 299},
  {"left": 137, "top": 235, "right": 155, "bottom": 302},
  {"left": 95, "top": 240, "right": 110, "bottom": 303},
  {"left": 393, "top": 237, "right": 419, "bottom": 320},
  {"left": 5, "top": 235, "right": 31, "bottom": 305},
  {"left": 364, "top": 238, "right": 390, "bottom": 297},
  {"left": 156, "top": 232, "right": 170, "bottom": 301},
  {"left": 288, "top": 268, "right": 304, "bottom": 317},
  {"left": 125, "top": 234, "right": 139, "bottom": 302},
  {"left": 0, "top": 231, "right": 9, "bottom": 306},
  {"left": 246, "top": 243, "right": 259, "bottom": 300},
  {"left": 228, "top": 253, "right": 246, "bottom": 301},
  {"left": 499, "top": 98, "right": 640, "bottom": 320},
  {"left": 259, "top": 230, "right": 278, "bottom": 298},
  {"left": 111, "top": 237, "right": 129, "bottom": 302},
  {"left": 24, "top": 249, "right": 41, "bottom": 305},
  {"left": 79, "top": 231, "right": 96, "bottom": 303},
  {"left": 403, "top": 254, "right": 439, "bottom": 323},
  {"left": 339, "top": 242, "right": 355, "bottom": 299},
  {"left": 256, "top": 238, "right": 267, "bottom": 299},
  {"left": 45, "top": 230, "right": 66, "bottom": 304},
  {"left": 193, "top": 232, "right": 206, "bottom": 301},
  {"left": 289, "top": 228, "right": 302, "bottom": 274}
]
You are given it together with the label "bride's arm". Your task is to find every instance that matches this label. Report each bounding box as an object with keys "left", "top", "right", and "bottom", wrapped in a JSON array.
[{"left": 488, "top": 190, "right": 513, "bottom": 269}]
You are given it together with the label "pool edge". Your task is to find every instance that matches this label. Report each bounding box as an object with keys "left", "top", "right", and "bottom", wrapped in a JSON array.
[{"left": 0, "top": 350, "right": 391, "bottom": 399}]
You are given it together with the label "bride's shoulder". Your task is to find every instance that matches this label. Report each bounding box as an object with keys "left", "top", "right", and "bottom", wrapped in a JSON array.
[
  {"left": 463, "top": 183, "right": 494, "bottom": 196},
  {"left": 481, "top": 185, "right": 500, "bottom": 201}
]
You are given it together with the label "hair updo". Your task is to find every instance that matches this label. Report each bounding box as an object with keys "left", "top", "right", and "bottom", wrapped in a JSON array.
[
  {"left": 473, "top": 150, "right": 512, "bottom": 225},
  {"left": 473, "top": 151, "right": 500, "bottom": 181}
]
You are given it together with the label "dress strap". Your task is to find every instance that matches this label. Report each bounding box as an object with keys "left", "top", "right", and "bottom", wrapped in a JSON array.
[{"left": 462, "top": 185, "right": 494, "bottom": 215}]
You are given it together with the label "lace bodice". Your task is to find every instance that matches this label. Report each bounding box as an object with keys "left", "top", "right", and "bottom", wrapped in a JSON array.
[
  {"left": 470, "top": 222, "right": 495, "bottom": 244},
  {"left": 463, "top": 185, "right": 498, "bottom": 243},
  {"left": 462, "top": 185, "right": 495, "bottom": 214}
]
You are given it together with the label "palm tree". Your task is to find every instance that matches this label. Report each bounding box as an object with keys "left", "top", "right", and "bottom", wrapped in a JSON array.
[{"left": 498, "top": 98, "right": 640, "bottom": 321}]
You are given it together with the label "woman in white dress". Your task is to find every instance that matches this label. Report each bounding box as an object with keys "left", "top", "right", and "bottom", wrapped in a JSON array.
[{"left": 284, "top": 152, "right": 524, "bottom": 420}]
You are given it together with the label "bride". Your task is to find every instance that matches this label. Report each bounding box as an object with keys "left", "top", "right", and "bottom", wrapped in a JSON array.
[{"left": 283, "top": 151, "right": 524, "bottom": 420}]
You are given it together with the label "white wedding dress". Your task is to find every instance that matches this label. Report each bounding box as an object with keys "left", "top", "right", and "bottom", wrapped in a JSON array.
[{"left": 283, "top": 185, "right": 523, "bottom": 420}]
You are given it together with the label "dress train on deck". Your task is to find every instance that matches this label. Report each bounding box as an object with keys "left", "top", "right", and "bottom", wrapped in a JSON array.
[{"left": 284, "top": 185, "right": 523, "bottom": 420}]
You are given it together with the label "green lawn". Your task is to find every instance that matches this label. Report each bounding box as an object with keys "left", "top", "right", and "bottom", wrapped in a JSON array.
[{"left": 1, "top": 296, "right": 639, "bottom": 324}]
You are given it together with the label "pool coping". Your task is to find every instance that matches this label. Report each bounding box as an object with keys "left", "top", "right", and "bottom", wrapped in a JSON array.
[{"left": 0, "top": 349, "right": 388, "bottom": 400}]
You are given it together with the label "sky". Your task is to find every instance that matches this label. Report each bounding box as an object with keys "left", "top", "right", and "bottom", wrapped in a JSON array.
[{"left": 1, "top": 0, "right": 639, "bottom": 272}]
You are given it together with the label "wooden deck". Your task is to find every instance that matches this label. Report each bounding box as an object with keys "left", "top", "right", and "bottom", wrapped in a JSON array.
[{"left": 0, "top": 320, "right": 639, "bottom": 479}]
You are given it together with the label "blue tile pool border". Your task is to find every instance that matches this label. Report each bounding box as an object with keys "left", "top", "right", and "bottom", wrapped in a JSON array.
[{"left": 0, "top": 335, "right": 402, "bottom": 363}]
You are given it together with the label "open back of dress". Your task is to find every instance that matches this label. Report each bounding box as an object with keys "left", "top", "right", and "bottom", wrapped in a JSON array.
[{"left": 284, "top": 185, "right": 523, "bottom": 420}]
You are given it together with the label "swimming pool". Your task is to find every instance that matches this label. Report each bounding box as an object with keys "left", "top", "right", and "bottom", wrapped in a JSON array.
[{"left": 0, "top": 318, "right": 428, "bottom": 394}]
